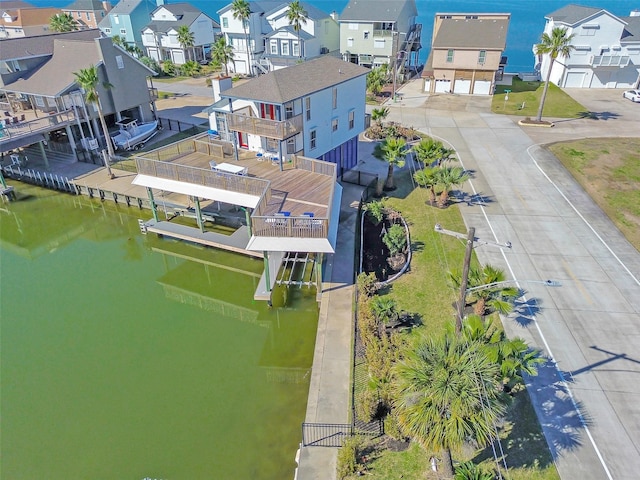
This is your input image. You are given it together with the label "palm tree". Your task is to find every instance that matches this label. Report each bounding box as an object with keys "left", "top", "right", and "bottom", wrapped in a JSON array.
[
  {"left": 373, "top": 137, "right": 408, "bottom": 190},
  {"left": 287, "top": 0, "right": 308, "bottom": 59},
  {"left": 412, "top": 138, "right": 442, "bottom": 167},
  {"left": 371, "top": 107, "right": 389, "bottom": 128},
  {"left": 366, "top": 65, "right": 386, "bottom": 97},
  {"left": 73, "top": 65, "right": 115, "bottom": 178},
  {"left": 413, "top": 167, "right": 438, "bottom": 205},
  {"left": 435, "top": 166, "right": 470, "bottom": 207},
  {"left": 177, "top": 25, "right": 196, "bottom": 62},
  {"left": 449, "top": 264, "right": 519, "bottom": 316},
  {"left": 231, "top": 0, "right": 252, "bottom": 75},
  {"left": 534, "top": 27, "right": 575, "bottom": 122},
  {"left": 458, "top": 315, "right": 544, "bottom": 393},
  {"left": 394, "top": 334, "right": 505, "bottom": 478},
  {"left": 49, "top": 13, "right": 78, "bottom": 32},
  {"left": 212, "top": 37, "right": 235, "bottom": 76}
]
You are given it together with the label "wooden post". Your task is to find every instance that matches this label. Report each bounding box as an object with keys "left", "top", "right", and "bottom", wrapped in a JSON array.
[
  {"left": 147, "top": 187, "right": 159, "bottom": 222},
  {"left": 456, "top": 227, "right": 475, "bottom": 334},
  {"left": 194, "top": 196, "right": 204, "bottom": 232}
]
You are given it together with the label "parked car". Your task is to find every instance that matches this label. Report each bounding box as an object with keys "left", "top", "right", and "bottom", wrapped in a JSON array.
[{"left": 622, "top": 89, "right": 640, "bottom": 102}]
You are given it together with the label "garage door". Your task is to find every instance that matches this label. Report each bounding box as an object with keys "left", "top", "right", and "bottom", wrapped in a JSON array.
[
  {"left": 590, "top": 71, "right": 610, "bottom": 88},
  {"left": 473, "top": 80, "right": 492, "bottom": 95},
  {"left": 453, "top": 79, "right": 471, "bottom": 94},
  {"left": 565, "top": 72, "right": 585, "bottom": 87},
  {"left": 173, "top": 51, "right": 186, "bottom": 65},
  {"left": 423, "top": 79, "right": 431, "bottom": 93},
  {"left": 435, "top": 80, "right": 451, "bottom": 93}
]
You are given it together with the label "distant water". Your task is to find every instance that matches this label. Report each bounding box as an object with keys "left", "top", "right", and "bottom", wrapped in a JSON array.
[{"left": 29, "top": 0, "right": 639, "bottom": 72}]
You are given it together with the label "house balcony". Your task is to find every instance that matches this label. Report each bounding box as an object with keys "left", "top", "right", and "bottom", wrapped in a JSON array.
[
  {"left": 591, "top": 55, "right": 630, "bottom": 67},
  {"left": 226, "top": 112, "right": 303, "bottom": 140}
]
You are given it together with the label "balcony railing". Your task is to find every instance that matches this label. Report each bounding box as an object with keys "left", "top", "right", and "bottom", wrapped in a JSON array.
[
  {"left": 226, "top": 112, "right": 303, "bottom": 140},
  {"left": 0, "top": 110, "right": 76, "bottom": 146},
  {"left": 591, "top": 55, "right": 630, "bottom": 67}
]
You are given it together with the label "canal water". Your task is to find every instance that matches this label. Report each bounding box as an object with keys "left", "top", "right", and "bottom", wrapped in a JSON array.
[{"left": 0, "top": 182, "right": 319, "bottom": 480}]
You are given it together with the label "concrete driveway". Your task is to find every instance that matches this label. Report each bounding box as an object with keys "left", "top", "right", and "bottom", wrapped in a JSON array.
[{"left": 376, "top": 79, "right": 640, "bottom": 480}]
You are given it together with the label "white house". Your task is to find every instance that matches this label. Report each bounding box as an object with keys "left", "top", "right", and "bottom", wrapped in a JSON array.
[
  {"left": 535, "top": 4, "right": 640, "bottom": 88},
  {"left": 217, "top": 1, "right": 339, "bottom": 75},
  {"left": 206, "top": 55, "right": 369, "bottom": 175},
  {"left": 141, "top": 2, "right": 219, "bottom": 65}
]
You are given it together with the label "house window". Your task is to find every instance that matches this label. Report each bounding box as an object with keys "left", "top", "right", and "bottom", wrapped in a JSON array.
[
  {"left": 105, "top": 28, "right": 111, "bottom": 33},
  {"left": 116, "top": 55, "right": 124, "bottom": 69},
  {"left": 446, "top": 49, "right": 454, "bottom": 62},
  {"left": 222, "top": 17, "right": 228, "bottom": 28},
  {"left": 86, "top": 12, "right": 91, "bottom": 20},
  {"left": 478, "top": 50, "right": 486, "bottom": 65},
  {"left": 581, "top": 24, "right": 599, "bottom": 36},
  {"left": 285, "top": 102, "right": 294, "bottom": 119},
  {"left": 35, "top": 96, "right": 45, "bottom": 107},
  {"left": 281, "top": 41, "right": 289, "bottom": 56},
  {"left": 363, "top": 31, "right": 369, "bottom": 39},
  {"left": 120, "top": 29, "right": 126, "bottom": 35},
  {"left": 332, "top": 88, "right": 337, "bottom": 109},
  {"left": 287, "top": 137, "right": 296, "bottom": 154},
  {"left": 145, "top": 32, "right": 154, "bottom": 43},
  {"left": 310, "top": 129, "right": 317, "bottom": 149},
  {"left": 293, "top": 41, "right": 299, "bottom": 56},
  {"left": 347, "top": 37, "right": 354, "bottom": 47},
  {"left": 348, "top": 110, "right": 354, "bottom": 129},
  {"left": 349, "top": 23, "right": 358, "bottom": 30},
  {"left": 114, "top": 15, "right": 119, "bottom": 24},
  {"left": 332, "top": 118, "right": 338, "bottom": 131},
  {"left": 270, "top": 40, "right": 277, "bottom": 54},
  {"left": 305, "top": 97, "right": 311, "bottom": 120},
  {"left": 374, "top": 39, "right": 385, "bottom": 49}
]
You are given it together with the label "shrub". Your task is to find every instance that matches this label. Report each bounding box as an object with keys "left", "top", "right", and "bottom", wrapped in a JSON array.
[
  {"left": 383, "top": 224, "right": 407, "bottom": 256},
  {"left": 337, "top": 436, "right": 365, "bottom": 479},
  {"left": 357, "top": 272, "right": 378, "bottom": 297},
  {"left": 355, "top": 389, "right": 381, "bottom": 422},
  {"left": 180, "top": 60, "right": 201, "bottom": 77},
  {"left": 162, "top": 59, "right": 177, "bottom": 76},
  {"left": 454, "top": 461, "right": 495, "bottom": 480},
  {"left": 139, "top": 56, "right": 160, "bottom": 74},
  {"left": 384, "top": 410, "right": 409, "bottom": 441},
  {"left": 365, "top": 200, "right": 386, "bottom": 225}
]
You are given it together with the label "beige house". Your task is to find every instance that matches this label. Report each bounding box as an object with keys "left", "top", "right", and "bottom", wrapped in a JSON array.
[
  {"left": 422, "top": 13, "right": 510, "bottom": 95},
  {"left": 0, "top": 3, "right": 62, "bottom": 39},
  {"left": 62, "top": 0, "right": 112, "bottom": 30}
]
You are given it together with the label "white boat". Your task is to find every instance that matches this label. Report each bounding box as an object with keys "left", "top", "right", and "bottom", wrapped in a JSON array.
[{"left": 111, "top": 119, "right": 159, "bottom": 151}]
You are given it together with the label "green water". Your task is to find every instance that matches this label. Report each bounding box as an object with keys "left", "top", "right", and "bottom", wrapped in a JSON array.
[{"left": 0, "top": 183, "right": 318, "bottom": 480}]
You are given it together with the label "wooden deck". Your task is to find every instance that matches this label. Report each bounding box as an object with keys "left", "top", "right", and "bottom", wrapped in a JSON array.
[{"left": 143, "top": 139, "right": 335, "bottom": 219}]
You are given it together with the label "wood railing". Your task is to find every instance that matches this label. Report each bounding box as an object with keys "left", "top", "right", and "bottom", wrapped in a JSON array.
[
  {"left": 0, "top": 110, "right": 76, "bottom": 146},
  {"left": 136, "top": 157, "right": 268, "bottom": 197},
  {"left": 292, "top": 155, "right": 337, "bottom": 178},
  {"left": 251, "top": 215, "right": 329, "bottom": 239},
  {"left": 226, "top": 112, "right": 303, "bottom": 140}
]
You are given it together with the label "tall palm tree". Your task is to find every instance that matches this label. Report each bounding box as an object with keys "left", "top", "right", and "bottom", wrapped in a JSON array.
[
  {"left": 394, "top": 335, "right": 505, "bottom": 478},
  {"left": 287, "top": 0, "right": 308, "bottom": 59},
  {"left": 534, "top": 27, "right": 575, "bottom": 122},
  {"left": 73, "top": 65, "right": 115, "bottom": 177},
  {"left": 177, "top": 25, "right": 196, "bottom": 62},
  {"left": 49, "top": 13, "right": 78, "bottom": 32},
  {"left": 412, "top": 137, "right": 442, "bottom": 167},
  {"left": 435, "top": 166, "right": 470, "bottom": 207},
  {"left": 231, "top": 0, "right": 252, "bottom": 75},
  {"left": 373, "top": 137, "right": 408, "bottom": 191},
  {"left": 413, "top": 167, "right": 438, "bottom": 205},
  {"left": 212, "top": 37, "right": 235, "bottom": 76}
]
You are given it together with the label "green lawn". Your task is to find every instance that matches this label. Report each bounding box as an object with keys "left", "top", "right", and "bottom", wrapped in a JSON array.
[
  {"left": 346, "top": 167, "right": 559, "bottom": 480},
  {"left": 492, "top": 78, "right": 586, "bottom": 118}
]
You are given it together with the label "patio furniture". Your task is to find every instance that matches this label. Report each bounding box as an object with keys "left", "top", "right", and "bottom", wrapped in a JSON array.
[
  {"left": 213, "top": 162, "right": 248, "bottom": 175},
  {"left": 12, "top": 117, "right": 19, "bottom": 124}
]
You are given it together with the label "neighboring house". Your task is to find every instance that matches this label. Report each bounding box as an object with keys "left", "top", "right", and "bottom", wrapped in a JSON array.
[
  {"left": 62, "top": 0, "right": 112, "bottom": 29},
  {"left": 535, "top": 4, "right": 640, "bottom": 88},
  {"left": 338, "top": 0, "right": 422, "bottom": 73},
  {"left": 258, "top": 2, "right": 339, "bottom": 72},
  {"left": 0, "top": 29, "right": 102, "bottom": 88},
  {"left": 98, "top": 0, "right": 161, "bottom": 51},
  {"left": 422, "top": 13, "right": 510, "bottom": 95},
  {"left": 141, "top": 2, "right": 219, "bottom": 65},
  {"left": 217, "top": 0, "right": 281, "bottom": 75},
  {"left": 206, "top": 55, "right": 368, "bottom": 175},
  {"left": 0, "top": 34, "right": 156, "bottom": 159},
  {"left": 0, "top": 4, "right": 61, "bottom": 39}
]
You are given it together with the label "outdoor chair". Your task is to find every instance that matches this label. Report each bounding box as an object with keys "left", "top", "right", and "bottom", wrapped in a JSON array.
[
  {"left": 20, "top": 114, "right": 25, "bottom": 122},
  {"left": 3, "top": 111, "right": 10, "bottom": 117},
  {"left": 12, "top": 117, "right": 19, "bottom": 125}
]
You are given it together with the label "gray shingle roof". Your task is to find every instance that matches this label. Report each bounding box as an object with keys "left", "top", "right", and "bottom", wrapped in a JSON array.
[
  {"left": 102, "top": 0, "right": 153, "bottom": 16},
  {"left": 545, "top": 4, "right": 603, "bottom": 25},
  {"left": 622, "top": 15, "right": 640, "bottom": 42},
  {"left": 340, "top": 0, "right": 416, "bottom": 23},
  {"left": 3, "top": 39, "right": 102, "bottom": 96},
  {"left": 264, "top": 1, "right": 330, "bottom": 21},
  {"left": 432, "top": 17, "right": 509, "bottom": 50},
  {"left": 217, "top": 1, "right": 283, "bottom": 16},
  {"left": 63, "top": 0, "right": 108, "bottom": 11},
  {"left": 0, "top": 29, "right": 102, "bottom": 61},
  {"left": 222, "top": 55, "right": 368, "bottom": 103}
]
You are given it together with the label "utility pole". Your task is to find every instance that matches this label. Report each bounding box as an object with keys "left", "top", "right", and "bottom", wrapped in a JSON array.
[{"left": 435, "top": 224, "right": 512, "bottom": 334}]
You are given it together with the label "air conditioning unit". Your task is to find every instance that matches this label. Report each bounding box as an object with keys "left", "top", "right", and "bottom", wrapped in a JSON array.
[{"left": 320, "top": 47, "right": 329, "bottom": 54}]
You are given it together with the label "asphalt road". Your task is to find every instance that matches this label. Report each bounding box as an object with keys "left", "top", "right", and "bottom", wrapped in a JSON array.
[{"left": 382, "top": 83, "right": 640, "bottom": 479}]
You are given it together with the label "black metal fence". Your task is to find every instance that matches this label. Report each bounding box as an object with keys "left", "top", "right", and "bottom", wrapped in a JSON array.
[
  {"left": 301, "top": 420, "right": 383, "bottom": 447},
  {"left": 158, "top": 117, "right": 207, "bottom": 134},
  {"left": 341, "top": 169, "right": 378, "bottom": 188}
]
